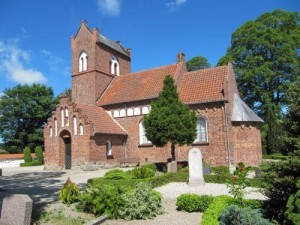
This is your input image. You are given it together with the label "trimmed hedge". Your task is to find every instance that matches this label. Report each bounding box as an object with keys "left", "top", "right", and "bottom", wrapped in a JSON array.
[
  {"left": 23, "top": 147, "right": 32, "bottom": 163},
  {"left": 20, "top": 161, "right": 43, "bottom": 167},
  {"left": 176, "top": 194, "right": 214, "bottom": 212},
  {"left": 34, "top": 146, "right": 43, "bottom": 164}
]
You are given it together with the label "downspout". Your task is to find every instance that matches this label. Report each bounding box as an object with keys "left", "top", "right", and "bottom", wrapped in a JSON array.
[
  {"left": 224, "top": 101, "right": 231, "bottom": 167},
  {"left": 124, "top": 104, "right": 128, "bottom": 159}
]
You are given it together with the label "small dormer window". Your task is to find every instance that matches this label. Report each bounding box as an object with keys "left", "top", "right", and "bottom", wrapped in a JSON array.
[
  {"left": 79, "top": 51, "right": 88, "bottom": 72},
  {"left": 110, "top": 56, "right": 119, "bottom": 76}
]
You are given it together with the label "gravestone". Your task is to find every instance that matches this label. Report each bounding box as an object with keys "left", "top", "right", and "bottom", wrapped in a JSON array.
[
  {"left": 0, "top": 194, "right": 32, "bottom": 225},
  {"left": 167, "top": 161, "right": 177, "bottom": 172},
  {"left": 188, "top": 147, "right": 204, "bottom": 186}
]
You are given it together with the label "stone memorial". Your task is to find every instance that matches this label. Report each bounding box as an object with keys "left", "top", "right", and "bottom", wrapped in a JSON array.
[
  {"left": 188, "top": 147, "right": 205, "bottom": 186},
  {"left": 0, "top": 194, "right": 33, "bottom": 225}
]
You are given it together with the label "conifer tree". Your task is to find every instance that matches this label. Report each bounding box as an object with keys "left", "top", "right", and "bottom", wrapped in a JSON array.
[{"left": 144, "top": 75, "right": 197, "bottom": 161}]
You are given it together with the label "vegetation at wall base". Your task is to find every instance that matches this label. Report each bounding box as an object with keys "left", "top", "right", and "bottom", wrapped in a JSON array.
[
  {"left": 23, "top": 147, "right": 32, "bottom": 163},
  {"left": 35, "top": 146, "right": 43, "bottom": 164},
  {"left": 20, "top": 161, "right": 43, "bottom": 167}
]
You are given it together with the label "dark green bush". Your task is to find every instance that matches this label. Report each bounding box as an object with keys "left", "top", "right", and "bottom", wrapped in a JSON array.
[
  {"left": 118, "top": 182, "right": 163, "bottom": 220},
  {"left": 0, "top": 149, "right": 8, "bottom": 154},
  {"left": 23, "top": 147, "right": 32, "bottom": 163},
  {"left": 219, "top": 205, "right": 273, "bottom": 225},
  {"left": 131, "top": 164, "right": 156, "bottom": 179},
  {"left": 176, "top": 194, "right": 214, "bottom": 212},
  {"left": 0, "top": 168, "right": 2, "bottom": 176},
  {"left": 34, "top": 146, "right": 43, "bottom": 164},
  {"left": 261, "top": 150, "right": 300, "bottom": 224},
  {"left": 211, "top": 166, "right": 230, "bottom": 175},
  {"left": 285, "top": 179, "right": 300, "bottom": 225},
  {"left": 103, "top": 169, "right": 132, "bottom": 180},
  {"left": 20, "top": 161, "right": 43, "bottom": 167},
  {"left": 242, "top": 199, "right": 262, "bottom": 209},
  {"left": 59, "top": 178, "right": 79, "bottom": 205},
  {"left": 76, "top": 185, "right": 125, "bottom": 218},
  {"left": 202, "top": 195, "right": 235, "bottom": 225}
]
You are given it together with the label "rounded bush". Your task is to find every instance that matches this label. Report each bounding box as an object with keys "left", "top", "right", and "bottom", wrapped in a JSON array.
[
  {"left": 23, "top": 147, "right": 32, "bottom": 163},
  {"left": 176, "top": 194, "right": 214, "bottom": 212},
  {"left": 59, "top": 178, "right": 79, "bottom": 205},
  {"left": 103, "top": 169, "right": 131, "bottom": 180}
]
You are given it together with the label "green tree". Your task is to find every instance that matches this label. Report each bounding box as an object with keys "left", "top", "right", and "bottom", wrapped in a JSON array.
[
  {"left": 217, "top": 10, "right": 300, "bottom": 153},
  {"left": 0, "top": 84, "right": 57, "bottom": 153},
  {"left": 186, "top": 56, "right": 211, "bottom": 72},
  {"left": 144, "top": 75, "right": 197, "bottom": 161},
  {"left": 284, "top": 76, "right": 300, "bottom": 152}
]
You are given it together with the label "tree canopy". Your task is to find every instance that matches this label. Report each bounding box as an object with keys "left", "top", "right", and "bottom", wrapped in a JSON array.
[
  {"left": 0, "top": 84, "right": 57, "bottom": 153},
  {"left": 186, "top": 56, "right": 211, "bottom": 72},
  {"left": 217, "top": 10, "right": 300, "bottom": 154},
  {"left": 144, "top": 75, "right": 197, "bottom": 161}
]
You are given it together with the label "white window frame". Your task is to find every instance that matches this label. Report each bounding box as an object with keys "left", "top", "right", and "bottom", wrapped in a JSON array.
[
  {"left": 79, "top": 51, "right": 88, "bottom": 72},
  {"left": 73, "top": 117, "right": 77, "bottom": 135},
  {"left": 54, "top": 118, "right": 58, "bottom": 136},
  {"left": 139, "top": 120, "right": 151, "bottom": 145},
  {"left": 61, "top": 109, "right": 64, "bottom": 127},
  {"left": 65, "top": 108, "right": 69, "bottom": 126},
  {"left": 106, "top": 140, "right": 112, "bottom": 156},
  {"left": 195, "top": 117, "right": 208, "bottom": 142},
  {"left": 110, "top": 56, "right": 120, "bottom": 76},
  {"left": 79, "top": 123, "right": 84, "bottom": 135},
  {"left": 49, "top": 126, "right": 53, "bottom": 137}
]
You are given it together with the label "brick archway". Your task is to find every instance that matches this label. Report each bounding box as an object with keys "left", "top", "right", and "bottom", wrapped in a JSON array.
[{"left": 60, "top": 130, "right": 72, "bottom": 169}]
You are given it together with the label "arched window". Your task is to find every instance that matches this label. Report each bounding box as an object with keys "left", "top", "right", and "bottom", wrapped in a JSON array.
[
  {"left": 106, "top": 140, "right": 112, "bottom": 156},
  {"left": 113, "top": 110, "right": 120, "bottom": 118},
  {"left": 79, "top": 123, "right": 84, "bottom": 135},
  {"left": 54, "top": 118, "right": 58, "bottom": 136},
  {"left": 65, "top": 108, "right": 69, "bottom": 126},
  {"left": 79, "top": 51, "right": 88, "bottom": 72},
  {"left": 139, "top": 120, "right": 151, "bottom": 145},
  {"left": 73, "top": 116, "right": 77, "bottom": 135},
  {"left": 110, "top": 56, "right": 119, "bottom": 76},
  {"left": 142, "top": 106, "right": 149, "bottom": 115},
  {"left": 61, "top": 109, "right": 64, "bottom": 127},
  {"left": 120, "top": 109, "right": 126, "bottom": 117},
  {"left": 49, "top": 126, "right": 53, "bottom": 137},
  {"left": 195, "top": 117, "right": 208, "bottom": 142}
]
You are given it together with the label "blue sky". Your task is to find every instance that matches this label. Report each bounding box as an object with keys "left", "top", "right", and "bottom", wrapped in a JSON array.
[{"left": 0, "top": 0, "right": 299, "bottom": 97}]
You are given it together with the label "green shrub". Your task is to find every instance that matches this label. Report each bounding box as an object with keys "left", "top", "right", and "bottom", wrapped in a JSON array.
[
  {"left": 59, "top": 178, "right": 79, "bottom": 205},
  {"left": 211, "top": 166, "right": 230, "bottom": 175},
  {"left": 202, "top": 195, "right": 235, "bottom": 225},
  {"left": 103, "top": 169, "right": 131, "bottom": 180},
  {"left": 34, "top": 146, "right": 43, "bottom": 164},
  {"left": 118, "top": 182, "right": 163, "bottom": 220},
  {"left": 261, "top": 150, "right": 300, "bottom": 224},
  {"left": 219, "top": 205, "right": 273, "bottom": 225},
  {"left": 242, "top": 199, "right": 262, "bottom": 209},
  {"left": 0, "top": 149, "right": 8, "bottom": 154},
  {"left": 76, "top": 184, "right": 125, "bottom": 218},
  {"left": 23, "top": 147, "right": 32, "bottom": 163},
  {"left": 176, "top": 194, "right": 214, "bottom": 212},
  {"left": 20, "top": 161, "right": 43, "bottom": 167},
  {"left": 285, "top": 179, "right": 300, "bottom": 225},
  {"left": 131, "top": 164, "right": 156, "bottom": 179}
]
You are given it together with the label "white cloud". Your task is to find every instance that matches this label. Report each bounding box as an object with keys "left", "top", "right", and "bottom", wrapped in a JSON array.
[
  {"left": 40, "top": 50, "right": 70, "bottom": 77},
  {"left": 0, "top": 39, "right": 47, "bottom": 84},
  {"left": 166, "top": 0, "right": 187, "bottom": 11},
  {"left": 97, "top": 0, "right": 121, "bottom": 16}
]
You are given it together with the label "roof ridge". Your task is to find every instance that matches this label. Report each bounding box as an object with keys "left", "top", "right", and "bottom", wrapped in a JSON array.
[
  {"left": 185, "top": 65, "right": 228, "bottom": 75},
  {"left": 119, "top": 63, "right": 177, "bottom": 77}
]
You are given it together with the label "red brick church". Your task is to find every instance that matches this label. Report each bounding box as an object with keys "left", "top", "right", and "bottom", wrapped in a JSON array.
[{"left": 44, "top": 21, "right": 263, "bottom": 170}]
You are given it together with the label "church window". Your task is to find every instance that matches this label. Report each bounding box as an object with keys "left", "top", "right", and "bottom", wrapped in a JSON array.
[
  {"left": 54, "top": 118, "right": 58, "bottom": 136},
  {"left": 139, "top": 120, "right": 151, "bottom": 145},
  {"left": 65, "top": 108, "right": 69, "bottom": 126},
  {"left": 49, "top": 126, "right": 53, "bottom": 137},
  {"left": 134, "top": 107, "right": 140, "bottom": 115},
  {"left": 106, "top": 140, "right": 112, "bottom": 156},
  {"left": 110, "top": 56, "right": 120, "bottom": 76},
  {"left": 120, "top": 109, "right": 126, "bottom": 117},
  {"left": 73, "top": 116, "right": 77, "bottom": 135},
  {"left": 127, "top": 108, "right": 133, "bottom": 116},
  {"left": 142, "top": 106, "right": 149, "bottom": 115},
  {"left": 61, "top": 109, "right": 64, "bottom": 127},
  {"left": 195, "top": 117, "right": 208, "bottom": 142},
  {"left": 79, "top": 123, "right": 84, "bottom": 135},
  {"left": 79, "top": 51, "right": 88, "bottom": 72},
  {"left": 113, "top": 110, "right": 120, "bottom": 118}
]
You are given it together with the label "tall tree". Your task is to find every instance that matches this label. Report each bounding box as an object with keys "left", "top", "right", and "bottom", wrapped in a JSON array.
[
  {"left": 186, "top": 56, "right": 211, "bottom": 72},
  {"left": 217, "top": 10, "right": 300, "bottom": 153},
  {"left": 0, "top": 84, "right": 57, "bottom": 153},
  {"left": 144, "top": 75, "right": 197, "bottom": 161}
]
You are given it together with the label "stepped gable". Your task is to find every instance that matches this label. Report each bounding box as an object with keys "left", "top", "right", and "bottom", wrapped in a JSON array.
[
  {"left": 97, "top": 64, "right": 178, "bottom": 106},
  {"left": 76, "top": 104, "right": 127, "bottom": 135},
  {"left": 179, "top": 65, "right": 227, "bottom": 104}
]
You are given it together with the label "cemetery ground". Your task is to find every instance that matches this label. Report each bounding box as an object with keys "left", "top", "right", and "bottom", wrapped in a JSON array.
[{"left": 0, "top": 164, "right": 267, "bottom": 225}]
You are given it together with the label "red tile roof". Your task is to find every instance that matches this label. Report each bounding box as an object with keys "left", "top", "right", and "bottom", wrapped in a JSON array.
[
  {"left": 98, "top": 64, "right": 178, "bottom": 106},
  {"left": 179, "top": 66, "right": 227, "bottom": 104},
  {"left": 77, "top": 104, "right": 127, "bottom": 135}
]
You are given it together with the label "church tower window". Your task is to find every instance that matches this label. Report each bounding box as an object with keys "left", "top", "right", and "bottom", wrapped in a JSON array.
[
  {"left": 110, "top": 56, "right": 120, "bottom": 76},
  {"left": 79, "top": 51, "right": 88, "bottom": 72}
]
